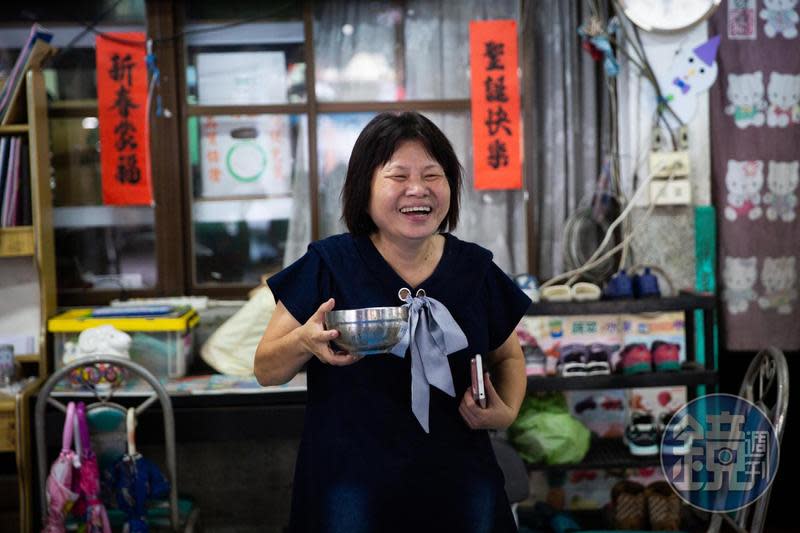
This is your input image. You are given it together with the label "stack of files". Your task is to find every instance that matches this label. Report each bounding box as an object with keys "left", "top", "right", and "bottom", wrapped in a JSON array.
[
  {"left": 0, "top": 136, "right": 31, "bottom": 227},
  {"left": 0, "top": 23, "right": 55, "bottom": 125}
]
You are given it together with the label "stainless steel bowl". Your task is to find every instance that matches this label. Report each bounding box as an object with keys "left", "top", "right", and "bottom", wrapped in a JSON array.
[{"left": 324, "top": 306, "right": 408, "bottom": 355}]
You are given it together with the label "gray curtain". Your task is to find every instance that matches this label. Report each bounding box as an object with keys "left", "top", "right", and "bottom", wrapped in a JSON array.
[{"left": 524, "top": 0, "right": 610, "bottom": 279}]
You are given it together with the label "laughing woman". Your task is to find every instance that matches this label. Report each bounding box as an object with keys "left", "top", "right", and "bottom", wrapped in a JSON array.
[{"left": 254, "top": 111, "right": 530, "bottom": 533}]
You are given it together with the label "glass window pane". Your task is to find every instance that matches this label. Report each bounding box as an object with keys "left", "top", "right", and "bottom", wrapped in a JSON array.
[
  {"left": 316, "top": 113, "right": 373, "bottom": 237},
  {"left": 0, "top": 2, "right": 146, "bottom": 103},
  {"left": 313, "top": 0, "right": 520, "bottom": 102},
  {"left": 50, "top": 118, "right": 156, "bottom": 291},
  {"left": 316, "top": 111, "right": 526, "bottom": 274},
  {"left": 185, "top": 6, "right": 305, "bottom": 105},
  {"left": 0, "top": 2, "right": 145, "bottom": 24},
  {"left": 405, "top": 0, "right": 520, "bottom": 100},
  {"left": 313, "top": 2, "right": 401, "bottom": 102},
  {"left": 189, "top": 113, "right": 309, "bottom": 284}
]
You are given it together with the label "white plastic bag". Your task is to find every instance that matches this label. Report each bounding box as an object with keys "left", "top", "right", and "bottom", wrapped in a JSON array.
[{"left": 200, "top": 286, "right": 276, "bottom": 376}]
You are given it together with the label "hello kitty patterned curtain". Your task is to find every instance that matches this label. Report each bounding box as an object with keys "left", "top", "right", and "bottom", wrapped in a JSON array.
[{"left": 710, "top": 0, "right": 799, "bottom": 351}]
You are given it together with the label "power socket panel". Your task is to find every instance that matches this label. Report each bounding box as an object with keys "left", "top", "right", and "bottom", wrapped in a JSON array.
[
  {"left": 649, "top": 178, "right": 692, "bottom": 206},
  {"left": 649, "top": 150, "right": 691, "bottom": 178}
]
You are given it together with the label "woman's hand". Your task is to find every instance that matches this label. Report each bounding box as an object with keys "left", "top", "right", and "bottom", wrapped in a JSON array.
[
  {"left": 458, "top": 372, "right": 517, "bottom": 431},
  {"left": 299, "top": 298, "right": 362, "bottom": 366}
]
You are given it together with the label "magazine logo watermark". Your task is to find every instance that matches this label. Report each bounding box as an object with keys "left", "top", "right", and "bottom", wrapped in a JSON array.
[{"left": 660, "top": 393, "right": 779, "bottom": 512}]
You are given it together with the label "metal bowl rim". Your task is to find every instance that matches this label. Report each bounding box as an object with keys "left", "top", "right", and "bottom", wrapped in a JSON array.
[{"left": 325, "top": 306, "right": 408, "bottom": 324}]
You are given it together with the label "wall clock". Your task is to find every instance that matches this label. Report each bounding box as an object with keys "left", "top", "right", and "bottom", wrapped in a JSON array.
[{"left": 617, "top": 0, "right": 722, "bottom": 33}]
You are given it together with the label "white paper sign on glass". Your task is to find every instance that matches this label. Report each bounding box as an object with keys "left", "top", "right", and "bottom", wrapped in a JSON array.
[
  {"left": 196, "top": 51, "right": 287, "bottom": 105},
  {"left": 199, "top": 115, "right": 293, "bottom": 198}
]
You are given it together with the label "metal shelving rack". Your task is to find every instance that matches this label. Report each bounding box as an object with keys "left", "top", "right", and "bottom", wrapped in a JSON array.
[
  {"left": 522, "top": 293, "right": 717, "bottom": 471},
  {"left": 526, "top": 437, "right": 662, "bottom": 471}
]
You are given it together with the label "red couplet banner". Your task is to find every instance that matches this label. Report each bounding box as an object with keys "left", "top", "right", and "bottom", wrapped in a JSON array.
[
  {"left": 96, "top": 33, "right": 153, "bottom": 205},
  {"left": 469, "top": 20, "right": 522, "bottom": 190}
]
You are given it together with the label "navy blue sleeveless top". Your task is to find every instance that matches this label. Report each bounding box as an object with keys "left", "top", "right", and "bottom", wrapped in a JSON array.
[{"left": 268, "top": 233, "right": 530, "bottom": 533}]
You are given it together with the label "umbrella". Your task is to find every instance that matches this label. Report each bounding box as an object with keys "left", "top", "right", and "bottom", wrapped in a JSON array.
[
  {"left": 72, "top": 402, "right": 111, "bottom": 533},
  {"left": 111, "top": 407, "right": 170, "bottom": 533},
  {"left": 42, "top": 402, "right": 79, "bottom": 533}
]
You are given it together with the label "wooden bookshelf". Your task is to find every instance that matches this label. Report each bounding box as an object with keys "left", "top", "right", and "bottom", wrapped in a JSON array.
[
  {"left": 0, "top": 399, "right": 15, "bottom": 452},
  {"left": 0, "top": 124, "right": 29, "bottom": 134},
  {"left": 0, "top": 69, "right": 56, "bottom": 533},
  {"left": 0, "top": 226, "right": 35, "bottom": 256}
]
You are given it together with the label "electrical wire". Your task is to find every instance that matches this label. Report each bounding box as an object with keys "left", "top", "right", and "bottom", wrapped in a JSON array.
[
  {"left": 540, "top": 158, "right": 674, "bottom": 289},
  {"left": 85, "top": 3, "right": 297, "bottom": 47},
  {"left": 562, "top": 206, "right": 617, "bottom": 283},
  {"left": 557, "top": 168, "right": 678, "bottom": 288},
  {"left": 47, "top": 1, "right": 295, "bottom": 55},
  {"left": 621, "top": 19, "right": 683, "bottom": 139},
  {"left": 56, "top": 0, "right": 126, "bottom": 56},
  {"left": 604, "top": 1, "right": 683, "bottom": 143},
  {"left": 567, "top": 1, "right": 681, "bottom": 288}
]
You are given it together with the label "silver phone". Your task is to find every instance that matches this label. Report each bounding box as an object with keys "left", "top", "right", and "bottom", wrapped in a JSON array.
[{"left": 470, "top": 354, "right": 487, "bottom": 408}]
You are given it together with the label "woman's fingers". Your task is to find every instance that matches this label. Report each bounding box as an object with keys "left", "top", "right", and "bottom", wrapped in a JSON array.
[
  {"left": 312, "top": 298, "right": 336, "bottom": 323},
  {"left": 326, "top": 352, "right": 361, "bottom": 366},
  {"left": 315, "top": 342, "right": 361, "bottom": 366},
  {"left": 459, "top": 401, "right": 478, "bottom": 429},
  {"left": 459, "top": 389, "right": 483, "bottom": 429},
  {"left": 460, "top": 380, "right": 515, "bottom": 430},
  {"left": 310, "top": 328, "right": 339, "bottom": 344},
  {"left": 483, "top": 372, "right": 500, "bottom": 403}
]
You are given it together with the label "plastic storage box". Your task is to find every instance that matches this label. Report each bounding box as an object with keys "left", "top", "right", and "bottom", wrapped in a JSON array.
[{"left": 48, "top": 307, "right": 199, "bottom": 379}]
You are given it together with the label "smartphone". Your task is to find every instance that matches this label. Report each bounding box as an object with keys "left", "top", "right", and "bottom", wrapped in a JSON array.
[{"left": 470, "top": 354, "right": 487, "bottom": 408}]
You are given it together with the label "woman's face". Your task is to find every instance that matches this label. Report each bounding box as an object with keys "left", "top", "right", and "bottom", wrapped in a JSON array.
[{"left": 368, "top": 139, "right": 451, "bottom": 244}]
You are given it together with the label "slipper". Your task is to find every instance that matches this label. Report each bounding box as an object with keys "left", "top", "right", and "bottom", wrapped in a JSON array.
[
  {"left": 603, "top": 270, "right": 634, "bottom": 299},
  {"left": 541, "top": 284, "right": 572, "bottom": 302},
  {"left": 633, "top": 267, "right": 661, "bottom": 298},
  {"left": 571, "top": 282, "right": 601, "bottom": 301}
]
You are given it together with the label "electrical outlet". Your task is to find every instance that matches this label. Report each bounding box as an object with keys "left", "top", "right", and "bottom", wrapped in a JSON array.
[
  {"left": 649, "top": 151, "right": 691, "bottom": 178},
  {"left": 649, "top": 178, "right": 692, "bottom": 206}
]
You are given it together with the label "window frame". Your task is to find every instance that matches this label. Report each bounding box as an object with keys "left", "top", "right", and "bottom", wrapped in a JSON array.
[{"left": 55, "top": 0, "right": 534, "bottom": 305}]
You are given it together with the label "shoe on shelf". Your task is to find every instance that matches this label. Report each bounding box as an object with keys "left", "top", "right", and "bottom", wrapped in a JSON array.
[
  {"left": 574, "top": 395, "right": 597, "bottom": 414},
  {"left": 632, "top": 267, "right": 661, "bottom": 298},
  {"left": 611, "top": 479, "right": 647, "bottom": 530},
  {"left": 544, "top": 343, "right": 561, "bottom": 376},
  {"left": 624, "top": 411, "right": 659, "bottom": 456},
  {"left": 524, "top": 344, "right": 547, "bottom": 377},
  {"left": 680, "top": 360, "right": 704, "bottom": 372},
  {"left": 600, "top": 396, "right": 624, "bottom": 410},
  {"left": 541, "top": 284, "right": 572, "bottom": 302},
  {"left": 618, "top": 343, "right": 653, "bottom": 374},
  {"left": 571, "top": 281, "right": 602, "bottom": 301},
  {"left": 652, "top": 341, "right": 681, "bottom": 372},
  {"left": 585, "top": 343, "right": 617, "bottom": 375},
  {"left": 557, "top": 343, "right": 589, "bottom": 376},
  {"left": 603, "top": 270, "right": 634, "bottom": 299},
  {"left": 658, "top": 411, "right": 693, "bottom": 456},
  {"left": 645, "top": 480, "right": 681, "bottom": 530},
  {"left": 514, "top": 273, "right": 540, "bottom": 302}
]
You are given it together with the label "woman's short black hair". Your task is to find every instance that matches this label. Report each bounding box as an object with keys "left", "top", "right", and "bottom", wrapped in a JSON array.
[{"left": 341, "top": 111, "right": 462, "bottom": 236}]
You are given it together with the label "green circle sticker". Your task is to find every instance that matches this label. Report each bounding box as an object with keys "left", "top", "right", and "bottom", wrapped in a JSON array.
[{"left": 226, "top": 142, "right": 267, "bottom": 183}]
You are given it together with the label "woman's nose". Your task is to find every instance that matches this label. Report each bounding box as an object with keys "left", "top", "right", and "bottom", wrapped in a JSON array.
[{"left": 404, "top": 175, "right": 430, "bottom": 195}]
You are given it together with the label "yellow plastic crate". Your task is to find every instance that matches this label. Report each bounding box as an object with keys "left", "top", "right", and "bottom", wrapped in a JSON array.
[{"left": 48, "top": 307, "right": 200, "bottom": 378}]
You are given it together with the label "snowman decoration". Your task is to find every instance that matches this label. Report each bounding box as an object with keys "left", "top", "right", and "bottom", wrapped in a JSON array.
[{"left": 658, "top": 35, "right": 721, "bottom": 128}]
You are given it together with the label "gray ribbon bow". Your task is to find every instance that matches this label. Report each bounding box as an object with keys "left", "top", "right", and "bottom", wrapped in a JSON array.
[{"left": 390, "top": 288, "right": 469, "bottom": 433}]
